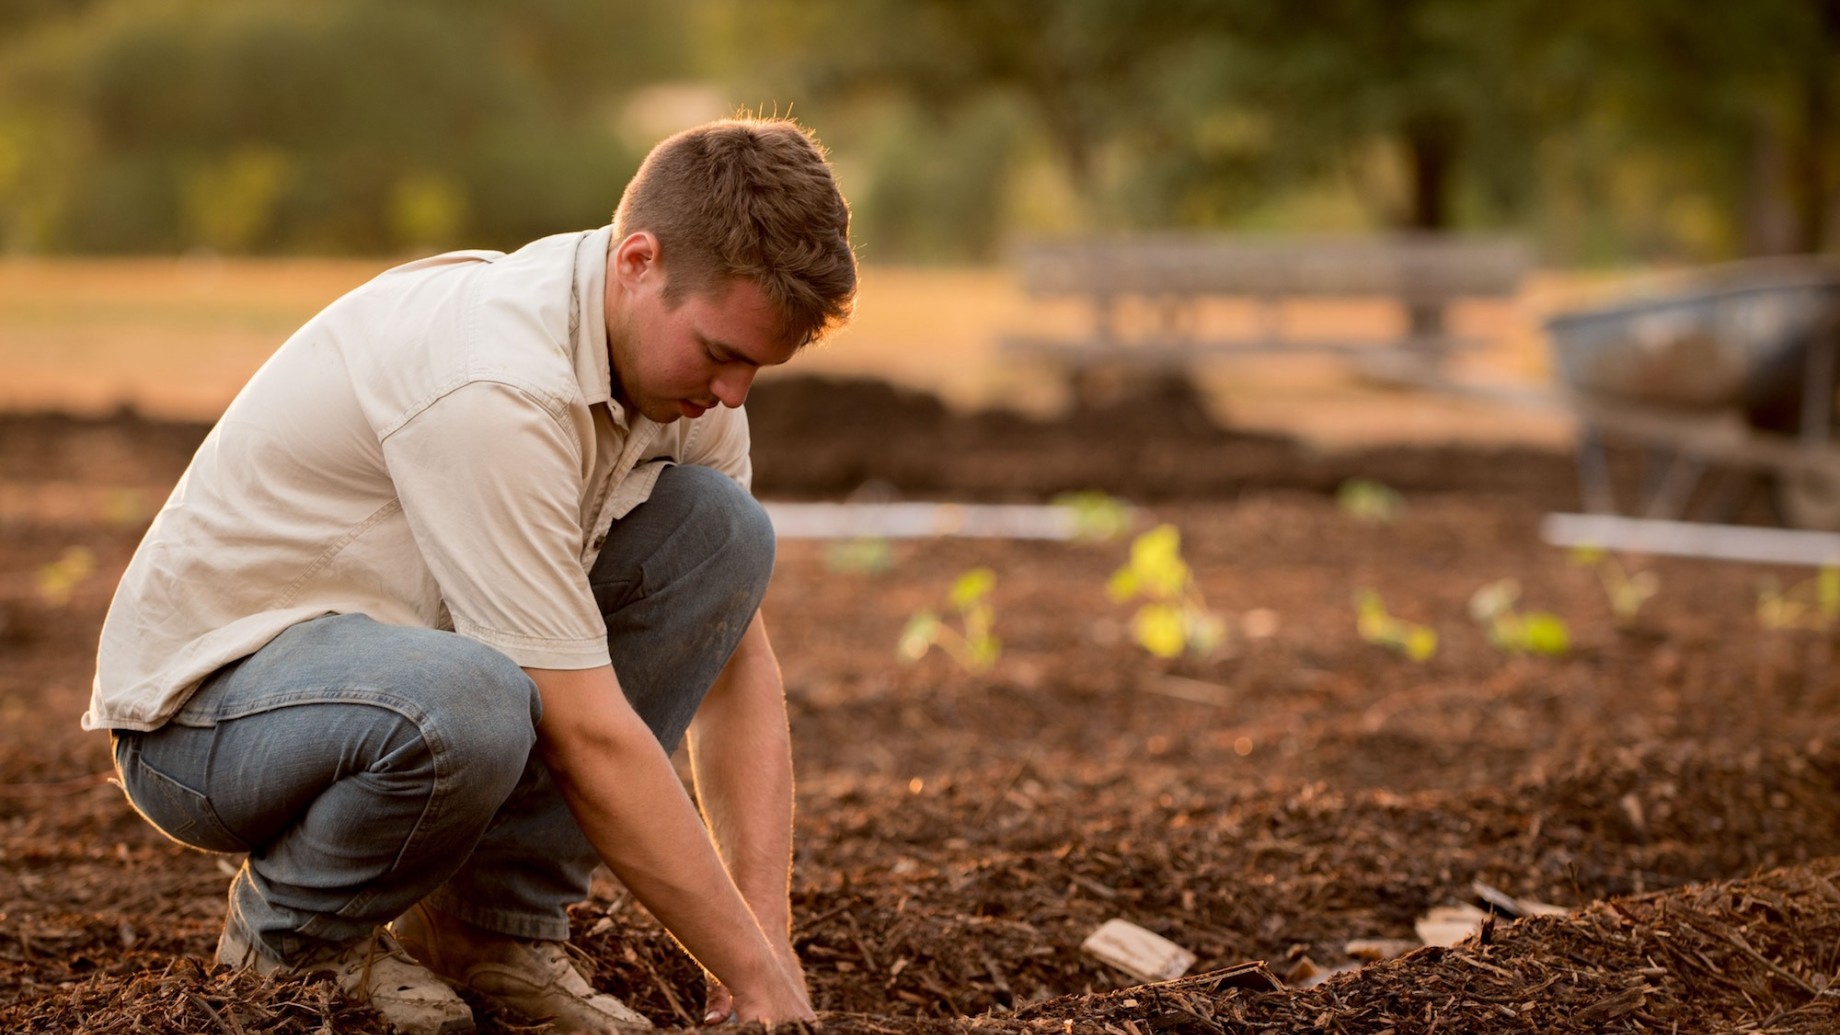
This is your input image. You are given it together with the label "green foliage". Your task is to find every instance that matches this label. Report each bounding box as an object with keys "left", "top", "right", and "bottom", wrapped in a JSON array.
[
  {"left": 387, "top": 171, "right": 469, "bottom": 253},
  {"left": 35, "top": 545, "right": 95, "bottom": 607},
  {"left": 1052, "top": 490, "right": 1134, "bottom": 542},
  {"left": 100, "top": 488, "right": 150, "bottom": 528},
  {"left": 0, "top": 0, "right": 1833, "bottom": 258},
  {"left": 1107, "top": 524, "right": 1225, "bottom": 660},
  {"left": 897, "top": 567, "right": 1000, "bottom": 672},
  {"left": 823, "top": 537, "right": 894, "bottom": 575},
  {"left": 1757, "top": 567, "right": 1840, "bottom": 632},
  {"left": 1354, "top": 590, "right": 1437, "bottom": 661},
  {"left": 1568, "top": 545, "right": 1659, "bottom": 626},
  {"left": 0, "top": 0, "right": 648, "bottom": 253},
  {"left": 180, "top": 147, "right": 293, "bottom": 253},
  {"left": 1336, "top": 479, "right": 1406, "bottom": 524},
  {"left": 847, "top": 94, "right": 1023, "bottom": 262},
  {"left": 1468, "top": 578, "right": 1570, "bottom": 656}
]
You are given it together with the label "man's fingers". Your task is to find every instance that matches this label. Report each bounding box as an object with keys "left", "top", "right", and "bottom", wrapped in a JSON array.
[{"left": 703, "top": 981, "right": 736, "bottom": 1025}]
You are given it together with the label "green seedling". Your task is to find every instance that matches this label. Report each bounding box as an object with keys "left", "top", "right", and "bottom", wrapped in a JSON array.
[
  {"left": 1757, "top": 567, "right": 1840, "bottom": 632},
  {"left": 1107, "top": 524, "right": 1226, "bottom": 660},
  {"left": 1568, "top": 545, "right": 1659, "bottom": 626},
  {"left": 1336, "top": 478, "right": 1405, "bottom": 524},
  {"left": 35, "top": 546, "right": 96, "bottom": 607},
  {"left": 824, "top": 536, "right": 894, "bottom": 575},
  {"left": 1052, "top": 490, "right": 1134, "bottom": 541},
  {"left": 102, "top": 488, "right": 151, "bottom": 528},
  {"left": 1354, "top": 590, "right": 1438, "bottom": 661},
  {"left": 898, "top": 567, "right": 1001, "bottom": 672},
  {"left": 1468, "top": 578, "right": 1570, "bottom": 655}
]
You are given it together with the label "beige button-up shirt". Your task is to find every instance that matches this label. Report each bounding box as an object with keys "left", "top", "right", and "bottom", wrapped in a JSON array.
[{"left": 86, "top": 227, "right": 752, "bottom": 732}]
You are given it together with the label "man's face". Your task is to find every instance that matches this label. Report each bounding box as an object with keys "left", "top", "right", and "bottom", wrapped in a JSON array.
[{"left": 604, "top": 233, "right": 796, "bottom": 424}]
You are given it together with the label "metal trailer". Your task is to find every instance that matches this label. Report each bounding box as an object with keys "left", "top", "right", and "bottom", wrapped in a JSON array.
[{"left": 1543, "top": 258, "right": 1840, "bottom": 532}]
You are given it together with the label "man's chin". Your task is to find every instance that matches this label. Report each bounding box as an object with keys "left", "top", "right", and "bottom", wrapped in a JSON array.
[
  {"left": 634, "top": 401, "right": 684, "bottom": 423},
  {"left": 630, "top": 399, "right": 705, "bottom": 423}
]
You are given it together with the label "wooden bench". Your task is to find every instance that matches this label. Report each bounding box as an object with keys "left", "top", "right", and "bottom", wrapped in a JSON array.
[{"left": 1002, "top": 234, "right": 1529, "bottom": 399}]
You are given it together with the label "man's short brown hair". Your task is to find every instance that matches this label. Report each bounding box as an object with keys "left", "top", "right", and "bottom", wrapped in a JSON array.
[{"left": 613, "top": 118, "right": 857, "bottom": 349}]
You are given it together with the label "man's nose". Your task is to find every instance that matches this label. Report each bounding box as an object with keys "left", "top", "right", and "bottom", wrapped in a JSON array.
[{"left": 711, "top": 366, "right": 755, "bottom": 408}]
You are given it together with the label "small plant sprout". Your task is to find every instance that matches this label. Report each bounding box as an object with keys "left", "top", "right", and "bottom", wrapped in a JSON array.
[
  {"left": 102, "top": 488, "right": 151, "bottom": 528},
  {"left": 1568, "top": 545, "right": 1659, "bottom": 626},
  {"left": 1107, "top": 524, "right": 1226, "bottom": 660},
  {"left": 824, "top": 536, "right": 894, "bottom": 575},
  {"left": 35, "top": 546, "right": 97, "bottom": 607},
  {"left": 898, "top": 567, "right": 1001, "bottom": 672},
  {"left": 1468, "top": 578, "right": 1570, "bottom": 656},
  {"left": 1354, "top": 590, "right": 1438, "bottom": 661},
  {"left": 1336, "top": 478, "right": 1405, "bottom": 524},
  {"left": 1051, "top": 491, "right": 1134, "bottom": 541},
  {"left": 1756, "top": 567, "right": 1840, "bottom": 631}
]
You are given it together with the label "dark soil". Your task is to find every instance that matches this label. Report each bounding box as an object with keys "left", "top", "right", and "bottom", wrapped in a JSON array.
[{"left": 5, "top": 378, "right": 1839, "bottom": 1033}]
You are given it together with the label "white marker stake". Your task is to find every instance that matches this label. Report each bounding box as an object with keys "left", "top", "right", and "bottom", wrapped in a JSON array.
[{"left": 1081, "top": 919, "right": 1197, "bottom": 983}]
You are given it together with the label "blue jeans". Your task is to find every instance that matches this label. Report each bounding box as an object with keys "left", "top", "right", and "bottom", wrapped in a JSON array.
[{"left": 111, "top": 465, "right": 775, "bottom": 963}]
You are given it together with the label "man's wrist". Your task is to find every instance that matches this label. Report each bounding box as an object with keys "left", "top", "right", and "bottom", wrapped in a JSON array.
[
  {"left": 731, "top": 939, "right": 793, "bottom": 995},
  {"left": 728, "top": 871, "right": 791, "bottom": 933}
]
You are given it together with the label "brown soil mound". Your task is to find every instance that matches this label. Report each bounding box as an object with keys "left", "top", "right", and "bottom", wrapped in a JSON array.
[
  {"left": 745, "top": 374, "right": 1582, "bottom": 505},
  {"left": 5, "top": 389, "right": 1837, "bottom": 1033}
]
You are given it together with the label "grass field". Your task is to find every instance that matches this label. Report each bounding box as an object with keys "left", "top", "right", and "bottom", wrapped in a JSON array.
[{"left": 0, "top": 256, "right": 1592, "bottom": 449}]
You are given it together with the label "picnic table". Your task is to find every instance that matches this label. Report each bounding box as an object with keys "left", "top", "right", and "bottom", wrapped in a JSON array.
[{"left": 1001, "top": 233, "right": 1529, "bottom": 403}]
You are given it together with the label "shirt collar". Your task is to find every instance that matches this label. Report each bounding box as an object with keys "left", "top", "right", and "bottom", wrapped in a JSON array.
[{"left": 571, "top": 225, "right": 616, "bottom": 410}]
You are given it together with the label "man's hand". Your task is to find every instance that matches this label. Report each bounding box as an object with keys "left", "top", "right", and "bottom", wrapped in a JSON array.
[
  {"left": 705, "top": 941, "right": 807, "bottom": 1024},
  {"left": 525, "top": 663, "right": 814, "bottom": 1023}
]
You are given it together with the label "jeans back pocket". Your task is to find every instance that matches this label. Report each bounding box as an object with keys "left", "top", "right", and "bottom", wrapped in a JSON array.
[{"left": 115, "top": 736, "right": 248, "bottom": 853}]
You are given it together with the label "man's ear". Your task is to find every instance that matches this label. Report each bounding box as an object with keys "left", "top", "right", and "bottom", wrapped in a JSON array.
[{"left": 611, "top": 231, "right": 660, "bottom": 285}]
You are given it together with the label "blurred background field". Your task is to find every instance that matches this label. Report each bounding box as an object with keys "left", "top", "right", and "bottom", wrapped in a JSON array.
[
  {"left": 0, "top": 255, "right": 1588, "bottom": 447},
  {"left": 0, "top": 0, "right": 1834, "bottom": 445}
]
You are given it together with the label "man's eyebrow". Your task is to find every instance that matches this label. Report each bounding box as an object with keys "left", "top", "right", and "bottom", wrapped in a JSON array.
[{"left": 698, "top": 332, "right": 760, "bottom": 366}]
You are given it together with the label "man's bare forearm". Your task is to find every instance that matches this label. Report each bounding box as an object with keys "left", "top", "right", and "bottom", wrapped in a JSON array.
[
  {"left": 687, "top": 614, "right": 796, "bottom": 938},
  {"left": 525, "top": 663, "right": 810, "bottom": 1020}
]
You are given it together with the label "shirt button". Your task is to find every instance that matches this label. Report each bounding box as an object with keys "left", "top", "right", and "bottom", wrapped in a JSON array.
[{"left": 591, "top": 534, "right": 606, "bottom": 550}]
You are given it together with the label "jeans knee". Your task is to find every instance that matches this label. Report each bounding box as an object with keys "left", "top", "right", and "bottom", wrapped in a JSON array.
[
  {"left": 664, "top": 464, "right": 776, "bottom": 591},
  {"left": 419, "top": 637, "right": 539, "bottom": 781},
  {"left": 721, "top": 489, "right": 776, "bottom": 595}
]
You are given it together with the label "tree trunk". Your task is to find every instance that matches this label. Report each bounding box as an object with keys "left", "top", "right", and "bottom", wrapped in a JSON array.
[
  {"left": 1404, "top": 113, "right": 1458, "bottom": 232},
  {"left": 1402, "top": 112, "right": 1459, "bottom": 352},
  {"left": 1788, "top": 0, "right": 1839, "bottom": 252}
]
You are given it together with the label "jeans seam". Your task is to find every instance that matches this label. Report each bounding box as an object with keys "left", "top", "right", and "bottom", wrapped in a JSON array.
[
  {"left": 423, "top": 893, "right": 571, "bottom": 941},
  {"left": 237, "top": 691, "right": 444, "bottom": 940},
  {"left": 194, "top": 686, "right": 437, "bottom": 725},
  {"left": 338, "top": 704, "right": 454, "bottom": 926}
]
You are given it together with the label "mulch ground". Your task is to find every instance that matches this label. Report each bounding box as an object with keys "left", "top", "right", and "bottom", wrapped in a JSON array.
[{"left": 4, "top": 379, "right": 1839, "bottom": 1033}]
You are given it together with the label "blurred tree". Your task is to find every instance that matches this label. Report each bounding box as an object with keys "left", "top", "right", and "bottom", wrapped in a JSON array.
[
  {"left": 1221, "top": 0, "right": 1542, "bottom": 233},
  {"left": 0, "top": 0, "right": 669, "bottom": 253},
  {"left": 725, "top": 0, "right": 1550, "bottom": 252},
  {"left": 0, "top": 0, "right": 103, "bottom": 38},
  {"left": 728, "top": 0, "right": 1244, "bottom": 235},
  {"left": 0, "top": 0, "right": 1832, "bottom": 260},
  {"left": 180, "top": 147, "right": 293, "bottom": 253},
  {"left": 850, "top": 95, "right": 1022, "bottom": 261},
  {"left": 1534, "top": 0, "right": 1839, "bottom": 256},
  {"left": 467, "top": 0, "right": 692, "bottom": 118}
]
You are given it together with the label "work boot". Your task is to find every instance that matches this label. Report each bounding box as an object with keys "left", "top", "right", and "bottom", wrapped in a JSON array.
[
  {"left": 393, "top": 901, "right": 654, "bottom": 1034},
  {"left": 215, "top": 920, "right": 475, "bottom": 1035}
]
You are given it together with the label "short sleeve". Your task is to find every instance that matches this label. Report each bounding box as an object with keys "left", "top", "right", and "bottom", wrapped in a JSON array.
[{"left": 382, "top": 381, "right": 610, "bottom": 669}]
